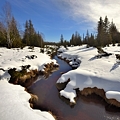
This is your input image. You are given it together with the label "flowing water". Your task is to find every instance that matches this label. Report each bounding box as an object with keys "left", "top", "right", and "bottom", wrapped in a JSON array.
[{"left": 29, "top": 56, "right": 120, "bottom": 120}]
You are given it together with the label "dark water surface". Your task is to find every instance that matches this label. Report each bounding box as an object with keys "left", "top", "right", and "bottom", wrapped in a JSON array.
[{"left": 29, "top": 56, "right": 120, "bottom": 120}]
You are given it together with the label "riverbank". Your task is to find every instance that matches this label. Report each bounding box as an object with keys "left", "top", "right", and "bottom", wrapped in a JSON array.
[
  {"left": 0, "top": 46, "right": 58, "bottom": 120},
  {"left": 1, "top": 45, "right": 120, "bottom": 120},
  {"left": 28, "top": 55, "right": 120, "bottom": 120},
  {"left": 56, "top": 45, "right": 120, "bottom": 108}
]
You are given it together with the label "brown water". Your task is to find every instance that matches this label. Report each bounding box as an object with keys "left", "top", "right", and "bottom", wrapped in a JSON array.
[{"left": 29, "top": 56, "right": 120, "bottom": 120}]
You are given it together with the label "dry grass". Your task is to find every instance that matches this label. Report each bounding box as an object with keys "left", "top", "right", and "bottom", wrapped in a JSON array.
[
  {"left": 107, "top": 98, "right": 120, "bottom": 107},
  {"left": 57, "top": 78, "right": 120, "bottom": 108},
  {"left": 80, "top": 87, "right": 120, "bottom": 107},
  {"left": 43, "top": 62, "right": 59, "bottom": 78},
  {"left": 29, "top": 94, "right": 38, "bottom": 108},
  {"left": 81, "top": 87, "right": 105, "bottom": 98}
]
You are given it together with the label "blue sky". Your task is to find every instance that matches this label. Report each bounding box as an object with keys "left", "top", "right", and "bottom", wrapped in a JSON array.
[{"left": 0, "top": 0, "right": 120, "bottom": 42}]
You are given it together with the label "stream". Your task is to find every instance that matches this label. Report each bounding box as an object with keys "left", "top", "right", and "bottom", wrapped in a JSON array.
[{"left": 28, "top": 56, "right": 120, "bottom": 120}]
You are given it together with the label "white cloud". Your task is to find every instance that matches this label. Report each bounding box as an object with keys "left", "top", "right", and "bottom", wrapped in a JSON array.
[
  {"left": 8, "top": 0, "right": 120, "bottom": 32},
  {"left": 53, "top": 0, "right": 120, "bottom": 30}
]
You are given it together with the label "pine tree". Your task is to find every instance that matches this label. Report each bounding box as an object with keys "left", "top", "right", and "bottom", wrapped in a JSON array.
[
  {"left": 28, "top": 20, "right": 35, "bottom": 46},
  {"left": 87, "top": 33, "right": 95, "bottom": 47},
  {"left": 86, "top": 30, "right": 89, "bottom": 41},
  {"left": 23, "top": 20, "right": 44, "bottom": 47},
  {"left": 70, "top": 31, "right": 82, "bottom": 46},
  {"left": 23, "top": 20, "right": 29, "bottom": 45},
  {"left": 97, "top": 16, "right": 113, "bottom": 47},
  {"left": 103, "top": 16, "right": 112, "bottom": 46},
  {"left": 60, "top": 34, "right": 64, "bottom": 45},
  {"left": 109, "top": 21, "right": 118, "bottom": 45},
  {"left": 36, "top": 32, "right": 44, "bottom": 47},
  {"left": 70, "top": 34, "right": 75, "bottom": 45},
  {"left": 97, "top": 17, "right": 104, "bottom": 47}
]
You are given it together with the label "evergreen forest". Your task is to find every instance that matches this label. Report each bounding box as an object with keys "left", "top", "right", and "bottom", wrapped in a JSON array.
[{"left": 0, "top": 2, "right": 120, "bottom": 48}]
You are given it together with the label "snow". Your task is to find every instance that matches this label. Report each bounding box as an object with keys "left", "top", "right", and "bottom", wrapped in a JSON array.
[
  {"left": 0, "top": 47, "right": 58, "bottom": 71},
  {"left": 0, "top": 46, "right": 58, "bottom": 80},
  {"left": 57, "top": 45, "right": 120, "bottom": 103},
  {"left": 106, "top": 91, "right": 120, "bottom": 102},
  {"left": 0, "top": 46, "right": 56, "bottom": 120},
  {"left": 57, "top": 46, "right": 67, "bottom": 53},
  {"left": 0, "top": 70, "right": 10, "bottom": 81},
  {"left": 0, "top": 80, "right": 55, "bottom": 120}
]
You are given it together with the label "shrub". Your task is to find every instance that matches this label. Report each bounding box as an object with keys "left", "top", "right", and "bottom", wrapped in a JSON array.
[
  {"left": 40, "top": 48, "right": 44, "bottom": 53},
  {"left": 118, "top": 43, "right": 120, "bottom": 46},
  {"left": 47, "top": 51, "right": 51, "bottom": 54},
  {"left": 28, "top": 46, "right": 34, "bottom": 50},
  {"left": 115, "top": 54, "right": 120, "bottom": 60},
  {"left": 86, "top": 44, "right": 90, "bottom": 48}
]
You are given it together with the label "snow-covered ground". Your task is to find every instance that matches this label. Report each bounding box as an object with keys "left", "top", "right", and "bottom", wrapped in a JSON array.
[
  {"left": 0, "top": 46, "right": 58, "bottom": 80},
  {"left": 0, "top": 46, "right": 57, "bottom": 71},
  {"left": 57, "top": 45, "right": 120, "bottom": 104},
  {"left": 0, "top": 46, "right": 57, "bottom": 120},
  {"left": 0, "top": 80, "right": 55, "bottom": 120}
]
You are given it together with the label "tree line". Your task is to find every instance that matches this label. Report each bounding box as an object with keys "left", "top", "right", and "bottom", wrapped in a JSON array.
[
  {"left": 59, "top": 16, "right": 120, "bottom": 47},
  {"left": 0, "top": 2, "right": 44, "bottom": 48},
  {"left": 0, "top": 2, "right": 120, "bottom": 49}
]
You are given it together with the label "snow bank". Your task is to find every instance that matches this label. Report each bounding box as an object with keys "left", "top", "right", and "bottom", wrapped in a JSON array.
[
  {"left": 57, "top": 46, "right": 67, "bottom": 53},
  {"left": 0, "top": 80, "right": 55, "bottom": 120},
  {"left": 58, "top": 46, "right": 82, "bottom": 68},
  {"left": 106, "top": 91, "right": 120, "bottom": 102},
  {"left": 57, "top": 45, "right": 120, "bottom": 104},
  {"left": 0, "top": 70, "right": 10, "bottom": 81},
  {"left": 0, "top": 47, "right": 56, "bottom": 120}
]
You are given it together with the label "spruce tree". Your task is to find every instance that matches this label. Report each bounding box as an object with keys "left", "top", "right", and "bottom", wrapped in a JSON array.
[
  {"left": 60, "top": 34, "right": 64, "bottom": 45},
  {"left": 97, "top": 17, "right": 104, "bottom": 47},
  {"left": 23, "top": 20, "right": 44, "bottom": 47},
  {"left": 70, "top": 34, "right": 75, "bottom": 45},
  {"left": 23, "top": 20, "right": 29, "bottom": 45},
  {"left": 28, "top": 20, "right": 35, "bottom": 46},
  {"left": 70, "top": 31, "right": 82, "bottom": 46},
  {"left": 103, "top": 16, "right": 112, "bottom": 46},
  {"left": 109, "top": 21, "right": 118, "bottom": 45}
]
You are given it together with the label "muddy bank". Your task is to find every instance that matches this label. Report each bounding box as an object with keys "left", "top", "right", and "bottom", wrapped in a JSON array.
[
  {"left": 56, "top": 78, "right": 70, "bottom": 90},
  {"left": 8, "top": 62, "right": 59, "bottom": 88},
  {"left": 81, "top": 87, "right": 120, "bottom": 107},
  {"left": 8, "top": 62, "right": 59, "bottom": 111},
  {"left": 56, "top": 81, "right": 120, "bottom": 108}
]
